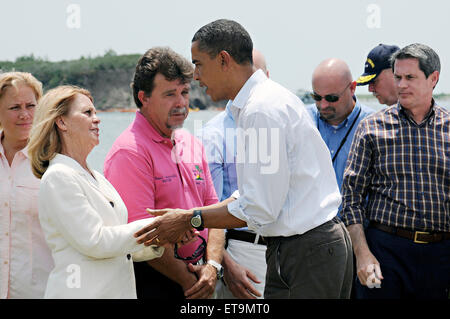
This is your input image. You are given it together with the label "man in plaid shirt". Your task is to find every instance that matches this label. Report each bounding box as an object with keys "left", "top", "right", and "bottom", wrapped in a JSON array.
[{"left": 341, "top": 43, "right": 450, "bottom": 299}]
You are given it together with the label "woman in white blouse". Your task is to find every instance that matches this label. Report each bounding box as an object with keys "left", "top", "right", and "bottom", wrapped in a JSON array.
[
  {"left": 0, "top": 72, "right": 53, "bottom": 299},
  {"left": 28, "top": 85, "right": 163, "bottom": 298}
]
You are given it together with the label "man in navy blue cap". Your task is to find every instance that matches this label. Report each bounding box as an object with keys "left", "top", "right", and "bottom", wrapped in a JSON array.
[{"left": 356, "top": 44, "right": 400, "bottom": 106}]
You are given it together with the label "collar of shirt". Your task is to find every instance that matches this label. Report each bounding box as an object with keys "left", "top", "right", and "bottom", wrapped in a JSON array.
[
  {"left": 317, "top": 96, "right": 362, "bottom": 130},
  {"left": 135, "top": 111, "right": 186, "bottom": 147},
  {"left": 0, "top": 130, "right": 30, "bottom": 160},
  {"left": 51, "top": 153, "right": 94, "bottom": 177},
  {"left": 225, "top": 100, "right": 235, "bottom": 122},
  {"left": 231, "top": 69, "right": 268, "bottom": 110},
  {"left": 50, "top": 153, "right": 119, "bottom": 202},
  {"left": 398, "top": 98, "right": 436, "bottom": 126}
]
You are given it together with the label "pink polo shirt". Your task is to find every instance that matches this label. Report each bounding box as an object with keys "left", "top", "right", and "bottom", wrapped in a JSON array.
[{"left": 104, "top": 111, "right": 218, "bottom": 262}]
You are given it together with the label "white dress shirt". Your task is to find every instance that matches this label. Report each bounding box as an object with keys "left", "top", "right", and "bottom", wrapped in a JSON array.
[
  {"left": 39, "top": 154, "right": 163, "bottom": 298},
  {"left": 227, "top": 70, "right": 341, "bottom": 237},
  {"left": 0, "top": 135, "right": 53, "bottom": 299}
]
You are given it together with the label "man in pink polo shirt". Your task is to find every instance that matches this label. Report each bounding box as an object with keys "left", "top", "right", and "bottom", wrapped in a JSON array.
[{"left": 104, "top": 47, "right": 224, "bottom": 299}]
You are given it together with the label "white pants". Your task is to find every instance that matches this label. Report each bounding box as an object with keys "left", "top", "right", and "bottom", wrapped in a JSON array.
[{"left": 215, "top": 239, "right": 267, "bottom": 299}]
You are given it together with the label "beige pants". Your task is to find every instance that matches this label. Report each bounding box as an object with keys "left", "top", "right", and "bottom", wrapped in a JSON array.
[{"left": 215, "top": 238, "right": 267, "bottom": 299}]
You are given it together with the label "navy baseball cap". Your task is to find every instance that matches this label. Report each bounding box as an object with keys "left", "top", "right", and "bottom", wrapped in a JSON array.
[{"left": 356, "top": 44, "right": 400, "bottom": 86}]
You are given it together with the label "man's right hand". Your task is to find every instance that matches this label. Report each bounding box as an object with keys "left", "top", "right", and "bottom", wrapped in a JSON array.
[
  {"left": 222, "top": 252, "right": 261, "bottom": 299},
  {"left": 347, "top": 223, "right": 383, "bottom": 288},
  {"left": 180, "top": 270, "right": 199, "bottom": 295},
  {"left": 355, "top": 250, "right": 383, "bottom": 288}
]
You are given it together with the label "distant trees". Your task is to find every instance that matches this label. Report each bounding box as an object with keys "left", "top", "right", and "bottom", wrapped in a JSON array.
[
  {"left": 0, "top": 51, "right": 228, "bottom": 110},
  {"left": 0, "top": 51, "right": 140, "bottom": 91}
]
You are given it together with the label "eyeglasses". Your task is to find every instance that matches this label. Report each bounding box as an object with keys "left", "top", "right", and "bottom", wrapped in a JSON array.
[
  {"left": 310, "top": 82, "right": 352, "bottom": 103},
  {"left": 174, "top": 235, "right": 207, "bottom": 261}
]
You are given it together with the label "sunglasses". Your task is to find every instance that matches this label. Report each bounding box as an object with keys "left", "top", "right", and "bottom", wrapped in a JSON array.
[
  {"left": 311, "top": 82, "right": 352, "bottom": 103},
  {"left": 174, "top": 235, "right": 207, "bottom": 262}
]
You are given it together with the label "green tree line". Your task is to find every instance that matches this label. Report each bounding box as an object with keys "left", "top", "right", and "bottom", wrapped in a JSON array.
[{"left": 0, "top": 50, "right": 139, "bottom": 91}]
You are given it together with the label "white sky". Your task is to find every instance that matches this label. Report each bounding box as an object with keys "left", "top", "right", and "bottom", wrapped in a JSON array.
[{"left": 2, "top": 0, "right": 449, "bottom": 94}]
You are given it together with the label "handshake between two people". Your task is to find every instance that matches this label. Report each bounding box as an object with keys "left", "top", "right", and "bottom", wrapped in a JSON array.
[
  {"left": 134, "top": 195, "right": 244, "bottom": 246},
  {"left": 134, "top": 208, "right": 198, "bottom": 247}
]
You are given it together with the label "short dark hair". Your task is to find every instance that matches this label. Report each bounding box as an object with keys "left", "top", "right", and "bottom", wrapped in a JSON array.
[
  {"left": 390, "top": 43, "right": 441, "bottom": 78},
  {"left": 192, "top": 19, "right": 253, "bottom": 65},
  {"left": 131, "top": 47, "right": 193, "bottom": 108}
]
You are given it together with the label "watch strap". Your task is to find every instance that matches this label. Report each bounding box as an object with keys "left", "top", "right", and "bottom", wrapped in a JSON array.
[
  {"left": 207, "top": 260, "right": 223, "bottom": 280},
  {"left": 191, "top": 210, "right": 204, "bottom": 230}
]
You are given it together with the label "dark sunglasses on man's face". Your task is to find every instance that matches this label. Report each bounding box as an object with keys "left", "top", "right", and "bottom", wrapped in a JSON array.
[
  {"left": 174, "top": 235, "right": 207, "bottom": 262},
  {"left": 310, "top": 82, "right": 352, "bottom": 103}
]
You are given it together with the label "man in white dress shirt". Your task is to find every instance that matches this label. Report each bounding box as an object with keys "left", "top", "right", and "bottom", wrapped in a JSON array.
[
  {"left": 196, "top": 49, "right": 270, "bottom": 299},
  {"left": 135, "top": 19, "right": 353, "bottom": 298}
]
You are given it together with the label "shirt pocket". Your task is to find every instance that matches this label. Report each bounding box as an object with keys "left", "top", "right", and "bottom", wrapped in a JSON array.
[{"left": 154, "top": 175, "right": 178, "bottom": 203}]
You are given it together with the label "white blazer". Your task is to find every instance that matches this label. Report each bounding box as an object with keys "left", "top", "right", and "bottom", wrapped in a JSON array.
[{"left": 38, "top": 154, "right": 163, "bottom": 299}]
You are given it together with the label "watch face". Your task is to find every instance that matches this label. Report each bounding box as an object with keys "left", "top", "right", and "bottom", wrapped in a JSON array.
[{"left": 191, "top": 215, "right": 202, "bottom": 228}]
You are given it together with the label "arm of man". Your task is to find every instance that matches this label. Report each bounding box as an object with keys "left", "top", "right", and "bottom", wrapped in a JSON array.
[
  {"left": 141, "top": 196, "right": 246, "bottom": 244},
  {"left": 182, "top": 148, "right": 226, "bottom": 298},
  {"left": 341, "top": 120, "right": 383, "bottom": 287},
  {"left": 104, "top": 149, "right": 198, "bottom": 291},
  {"left": 198, "top": 126, "right": 260, "bottom": 298},
  {"left": 347, "top": 224, "right": 383, "bottom": 287},
  {"left": 184, "top": 228, "right": 225, "bottom": 299},
  {"left": 135, "top": 112, "right": 290, "bottom": 243}
]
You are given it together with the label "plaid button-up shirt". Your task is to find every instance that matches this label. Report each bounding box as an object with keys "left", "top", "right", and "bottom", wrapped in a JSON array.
[{"left": 341, "top": 101, "right": 449, "bottom": 232}]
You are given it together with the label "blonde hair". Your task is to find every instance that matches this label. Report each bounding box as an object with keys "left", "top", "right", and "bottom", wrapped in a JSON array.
[
  {"left": 28, "top": 85, "right": 93, "bottom": 179},
  {"left": 0, "top": 72, "right": 43, "bottom": 129}
]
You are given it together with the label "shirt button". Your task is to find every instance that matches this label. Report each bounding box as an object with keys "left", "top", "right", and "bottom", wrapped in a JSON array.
[
  {"left": 3, "top": 261, "right": 8, "bottom": 265},
  {"left": 4, "top": 203, "right": 8, "bottom": 207}
]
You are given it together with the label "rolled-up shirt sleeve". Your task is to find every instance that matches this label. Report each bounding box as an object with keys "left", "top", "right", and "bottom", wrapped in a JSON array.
[{"left": 227, "top": 112, "right": 290, "bottom": 232}]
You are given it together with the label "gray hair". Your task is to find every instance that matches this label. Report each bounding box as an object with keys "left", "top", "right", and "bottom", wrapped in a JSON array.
[{"left": 390, "top": 43, "right": 440, "bottom": 78}]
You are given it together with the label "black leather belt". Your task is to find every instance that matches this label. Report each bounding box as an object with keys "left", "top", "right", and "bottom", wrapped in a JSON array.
[
  {"left": 226, "top": 229, "right": 267, "bottom": 246},
  {"left": 370, "top": 221, "right": 450, "bottom": 244}
]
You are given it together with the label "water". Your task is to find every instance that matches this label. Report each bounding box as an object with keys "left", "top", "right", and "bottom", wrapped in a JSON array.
[
  {"left": 88, "top": 98, "right": 450, "bottom": 173},
  {"left": 87, "top": 109, "right": 221, "bottom": 173}
]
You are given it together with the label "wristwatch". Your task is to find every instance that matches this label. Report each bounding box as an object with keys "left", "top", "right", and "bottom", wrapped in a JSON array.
[
  {"left": 207, "top": 260, "right": 224, "bottom": 280},
  {"left": 190, "top": 210, "right": 204, "bottom": 231}
]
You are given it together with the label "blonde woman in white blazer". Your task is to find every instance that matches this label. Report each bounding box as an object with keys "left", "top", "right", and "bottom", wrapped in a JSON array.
[{"left": 28, "top": 85, "right": 164, "bottom": 298}]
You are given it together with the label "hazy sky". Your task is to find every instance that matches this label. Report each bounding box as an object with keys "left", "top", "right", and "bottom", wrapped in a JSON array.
[{"left": 2, "top": 0, "right": 450, "bottom": 94}]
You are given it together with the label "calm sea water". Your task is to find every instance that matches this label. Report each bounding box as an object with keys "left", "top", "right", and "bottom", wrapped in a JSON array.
[
  {"left": 87, "top": 98, "right": 450, "bottom": 173},
  {"left": 87, "top": 109, "right": 221, "bottom": 173}
]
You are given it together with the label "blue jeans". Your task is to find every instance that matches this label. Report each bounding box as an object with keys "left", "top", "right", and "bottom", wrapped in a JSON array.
[{"left": 356, "top": 227, "right": 450, "bottom": 299}]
